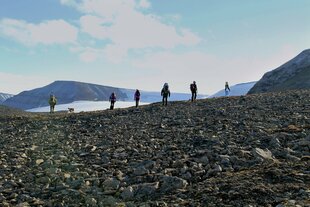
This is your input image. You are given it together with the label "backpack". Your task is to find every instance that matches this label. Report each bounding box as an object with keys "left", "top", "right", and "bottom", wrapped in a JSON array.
[
  {"left": 135, "top": 90, "right": 140, "bottom": 99},
  {"left": 110, "top": 93, "right": 116, "bottom": 101},
  {"left": 190, "top": 83, "right": 197, "bottom": 91},
  {"left": 162, "top": 85, "right": 170, "bottom": 96},
  {"left": 49, "top": 96, "right": 57, "bottom": 105}
]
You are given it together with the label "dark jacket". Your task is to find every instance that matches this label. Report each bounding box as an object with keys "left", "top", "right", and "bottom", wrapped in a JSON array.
[
  {"left": 161, "top": 87, "right": 170, "bottom": 97},
  {"left": 190, "top": 83, "right": 197, "bottom": 92},
  {"left": 110, "top": 93, "right": 116, "bottom": 102},
  {"left": 134, "top": 90, "right": 141, "bottom": 100}
]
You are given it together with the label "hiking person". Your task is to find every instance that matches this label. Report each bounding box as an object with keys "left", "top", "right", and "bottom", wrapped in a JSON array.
[
  {"left": 161, "top": 83, "right": 170, "bottom": 106},
  {"left": 48, "top": 94, "right": 57, "bottom": 113},
  {"left": 109, "top": 92, "right": 116, "bottom": 110},
  {"left": 225, "top": 81, "right": 230, "bottom": 96},
  {"left": 190, "top": 81, "right": 197, "bottom": 102},
  {"left": 134, "top": 89, "right": 141, "bottom": 108}
]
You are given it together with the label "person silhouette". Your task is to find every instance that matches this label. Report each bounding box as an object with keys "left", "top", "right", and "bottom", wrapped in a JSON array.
[
  {"left": 225, "top": 82, "right": 230, "bottom": 96},
  {"left": 109, "top": 92, "right": 116, "bottom": 110},
  {"left": 190, "top": 81, "right": 198, "bottom": 102},
  {"left": 134, "top": 89, "right": 141, "bottom": 107},
  {"left": 48, "top": 94, "right": 57, "bottom": 113},
  {"left": 161, "top": 83, "right": 170, "bottom": 106}
]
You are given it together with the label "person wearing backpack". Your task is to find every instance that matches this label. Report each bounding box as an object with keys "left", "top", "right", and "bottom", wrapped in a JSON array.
[
  {"left": 161, "top": 83, "right": 170, "bottom": 106},
  {"left": 48, "top": 94, "right": 57, "bottom": 113},
  {"left": 190, "top": 81, "right": 197, "bottom": 102},
  {"left": 134, "top": 89, "right": 141, "bottom": 108},
  {"left": 225, "top": 82, "right": 230, "bottom": 96},
  {"left": 109, "top": 92, "right": 116, "bottom": 110}
]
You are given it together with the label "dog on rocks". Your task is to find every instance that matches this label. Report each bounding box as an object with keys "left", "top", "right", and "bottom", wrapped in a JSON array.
[{"left": 68, "top": 108, "right": 74, "bottom": 113}]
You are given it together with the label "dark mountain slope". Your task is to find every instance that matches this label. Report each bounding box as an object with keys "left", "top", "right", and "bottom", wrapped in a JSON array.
[{"left": 248, "top": 49, "right": 310, "bottom": 94}]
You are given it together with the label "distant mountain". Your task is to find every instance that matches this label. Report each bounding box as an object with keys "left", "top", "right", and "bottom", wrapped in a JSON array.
[
  {"left": 0, "top": 92, "right": 14, "bottom": 104},
  {"left": 3, "top": 81, "right": 129, "bottom": 110},
  {"left": 248, "top": 49, "right": 310, "bottom": 94},
  {"left": 3, "top": 81, "right": 207, "bottom": 110},
  {"left": 209, "top": 81, "right": 257, "bottom": 98}
]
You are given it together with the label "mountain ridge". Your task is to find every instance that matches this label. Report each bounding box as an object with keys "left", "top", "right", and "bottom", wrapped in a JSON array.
[
  {"left": 0, "top": 92, "right": 14, "bottom": 104},
  {"left": 248, "top": 49, "right": 310, "bottom": 94}
]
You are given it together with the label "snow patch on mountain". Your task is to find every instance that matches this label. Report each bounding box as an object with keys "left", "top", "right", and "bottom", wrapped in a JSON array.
[
  {"left": 0, "top": 93, "right": 14, "bottom": 103},
  {"left": 209, "top": 82, "right": 257, "bottom": 98}
]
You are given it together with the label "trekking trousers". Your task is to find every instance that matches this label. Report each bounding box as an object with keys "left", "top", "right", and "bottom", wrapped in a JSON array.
[
  {"left": 162, "top": 96, "right": 168, "bottom": 106},
  {"left": 110, "top": 101, "right": 115, "bottom": 110},
  {"left": 191, "top": 92, "right": 197, "bottom": 102}
]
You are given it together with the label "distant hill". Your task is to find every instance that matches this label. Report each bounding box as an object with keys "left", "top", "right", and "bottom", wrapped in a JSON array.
[
  {"left": 3, "top": 81, "right": 129, "bottom": 110},
  {"left": 0, "top": 92, "right": 14, "bottom": 104},
  {"left": 209, "top": 81, "right": 257, "bottom": 98},
  {"left": 3, "top": 81, "right": 207, "bottom": 110},
  {"left": 248, "top": 49, "right": 310, "bottom": 94}
]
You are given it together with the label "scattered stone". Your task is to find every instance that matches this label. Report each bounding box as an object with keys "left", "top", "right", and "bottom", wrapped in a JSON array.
[
  {"left": 121, "top": 186, "right": 134, "bottom": 200},
  {"left": 160, "top": 176, "right": 188, "bottom": 193},
  {"left": 16, "top": 202, "right": 31, "bottom": 207},
  {"left": 133, "top": 166, "right": 149, "bottom": 176},
  {"left": 0, "top": 90, "right": 309, "bottom": 206},
  {"left": 102, "top": 177, "right": 120, "bottom": 191},
  {"left": 252, "top": 148, "right": 276, "bottom": 161},
  {"left": 35, "top": 159, "right": 44, "bottom": 165}
]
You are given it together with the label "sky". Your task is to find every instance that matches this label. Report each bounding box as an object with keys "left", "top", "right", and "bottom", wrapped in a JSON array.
[{"left": 0, "top": 0, "right": 309, "bottom": 95}]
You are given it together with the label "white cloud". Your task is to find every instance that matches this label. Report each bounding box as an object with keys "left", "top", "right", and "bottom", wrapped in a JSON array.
[
  {"left": 80, "top": 15, "right": 110, "bottom": 39},
  {"left": 103, "top": 44, "right": 128, "bottom": 63},
  {"left": 0, "top": 18, "right": 78, "bottom": 45},
  {"left": 107, "top": 12, "right": 200, "bottom": 49},
  {"left": 0, "top": 72, "right": 53, "bottom": 94},
  {"left": 61, "top": 0, "right": 201, "bottom": 62},
  {"left": 70, "top": 46, "right": 105, "bottom": 62},
  {"left": 79, "top": 48, "right": 102, "bottom": 62},
  {"left": 138, "top": 0, "right": 151, "bottom": 9}
]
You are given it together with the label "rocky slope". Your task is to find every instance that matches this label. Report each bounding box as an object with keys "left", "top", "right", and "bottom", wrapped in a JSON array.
[
  {"left": 248, "top": 49, "right": 310, "bottom": 94},
  {"left": 0, "top": 90, "right": 310, "bottom": 206},
  {"left": 0, "top": 105, "right": 29, "bottom": 117}
]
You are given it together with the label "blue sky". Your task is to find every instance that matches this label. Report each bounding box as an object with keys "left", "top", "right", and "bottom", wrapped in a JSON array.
[{"left": 0, "top": 0, "right": 309, "bottom": 94}]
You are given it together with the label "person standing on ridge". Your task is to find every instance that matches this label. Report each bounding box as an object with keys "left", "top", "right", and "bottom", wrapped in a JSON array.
[
  {"left": 48, "top": 94, "right": 57, "bottom": 113},
  {"left": 134, "top": 89, "right": 141, "bottom": 108},
  {"left": 225, "top": 81, "right": 230, "bottom": 96},
  {"left": 161, "top": 83, "right": 170, "bottom": 106},
  {"left": 190, "top": 81, "right": 198, "bottom": 102},
  {"left": 109, "top": 92, "right": 116, "bottom": 110}
]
